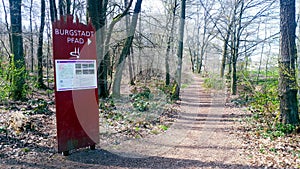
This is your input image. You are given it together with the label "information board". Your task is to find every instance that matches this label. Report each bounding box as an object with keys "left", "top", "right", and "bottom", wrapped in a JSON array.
[
  {"left": 55, "top": 60, "right": 97, "bottom": 91},
  {"left": 52, "top": 15, "right": 99, "bottom": 155}
]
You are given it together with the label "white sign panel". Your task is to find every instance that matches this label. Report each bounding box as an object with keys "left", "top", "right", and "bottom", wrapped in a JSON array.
[{"left": 55, "top": 60, "right": 97, "bottom": 91}]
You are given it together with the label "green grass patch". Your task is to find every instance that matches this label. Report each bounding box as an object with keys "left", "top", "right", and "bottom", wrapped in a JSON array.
[{"left": 159, "top": 125, "right": 169, "bottom": 131}]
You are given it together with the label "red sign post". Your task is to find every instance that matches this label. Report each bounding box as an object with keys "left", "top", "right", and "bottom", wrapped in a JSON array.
[{"left": 52, "top": 15, "right": 99, "bottom": 155}]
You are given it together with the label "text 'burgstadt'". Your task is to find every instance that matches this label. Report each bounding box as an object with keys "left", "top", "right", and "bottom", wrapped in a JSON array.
[{"left": 54, "top": 29, "right": 95, "bottom": 45}]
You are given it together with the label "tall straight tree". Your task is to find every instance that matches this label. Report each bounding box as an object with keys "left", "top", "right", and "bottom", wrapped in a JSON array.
[
  {"left": 49, "top": 0, "right": 58, "bottom": 22},
  {"left": 279, "top": 0, "right": 299, "bottom": 125},
  {"left": 37, "top": 0, "right": 46, "bottom": 88},
  {"left": 164, "top": 0, "right": 177, "bottom": 86},
  {"left": 220, "top": 9, "right": 234, "bottom": 78},
  {"left": 87, "top": 0, "right": 109, "bottom": 98},
  {"left": 29, "top": 0, "right": 34, "bottom": 72},
  {"left": 9, "top": 0, "right": 26, "bottom": 100},
  {"left": 125, "top": 0, "right": 135, "bottom": 85},
  {"left": 112, "top": 0, "right": 143, "bottom": 97},
  {"left": 173, "top": 0, "right": 186, "bottom": 100},
  {"left": 230, "top": 0, "right": 244, "bottom": 95}
]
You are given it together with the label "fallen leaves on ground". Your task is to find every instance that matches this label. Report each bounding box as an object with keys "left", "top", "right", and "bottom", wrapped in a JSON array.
[{"left": 232, "top": 106, "right": 300, "bottom": 168}]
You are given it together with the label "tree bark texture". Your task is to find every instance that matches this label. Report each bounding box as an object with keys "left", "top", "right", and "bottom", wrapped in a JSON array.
[
  {"left": 49, "top": 0, "right": 58, "bottom": 22},
  {"left": 87, "top": 0, "right": 109, "bottom": 98},
  {"left": 220, "top": 19, "right": 233, "bottom": 78},
  {"left": 125, "top": 0, "right": 135, "bottom": 85},
  {"left": 231, "top": 0, "right": 244, "bottom": 95},
  {"left": 165, "top": 0, "right": 177, "bottom": 86},
  {"left": 58, "top": 0, "right": 65, "bottom": 16},
  {"left": 279, "top": 0, "right": 299, "bottom": 125},
  {"left": 30, "top": 0, "right": 34, "bottom": 72},
  {"left": 9, "top": 0, "right": 26, "bottom": 100},
  {"left": 112, "top": 0, "right": 143, "bottom": 97},
  {"left": 37, "top": 0, "right": 46, "bottom": 88},
  {"left": 173, "top": 0, "right": 186, "bottom": 100}
]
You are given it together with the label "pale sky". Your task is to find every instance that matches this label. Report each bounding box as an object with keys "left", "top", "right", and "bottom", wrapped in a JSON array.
[
  {"left": 0, "top": 0, "right": 164, "bottom": 25},
  {"left": 143, "top": 0, "right": 164, "bottom": 13}
]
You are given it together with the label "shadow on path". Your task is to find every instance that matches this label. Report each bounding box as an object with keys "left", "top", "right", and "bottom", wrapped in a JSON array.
[{"left": 66, "top": 149, "right": 264, "bottom": 169}]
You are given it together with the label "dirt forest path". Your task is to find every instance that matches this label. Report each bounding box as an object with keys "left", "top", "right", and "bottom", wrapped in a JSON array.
[
  {"left": 1, "top": 74, "right": 258, "bottom": 169},
  {"left": 54, "top": 74, "right": 255, "bottom": 169},
  {"left": 85, "top": 75, "right": 256, "bottom": 169}
]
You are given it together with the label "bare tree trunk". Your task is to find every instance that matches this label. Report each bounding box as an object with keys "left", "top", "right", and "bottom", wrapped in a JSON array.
[
  {"left": 128, "top": 46, "right": 135, "bottom": 85},
  {"left": 131, "top": 46, "right": 136, "bottom": 81},
  {"left": 125, "top": 0, "right": 134, "bottom": 85},
  {"left": 138, "top": 12, "right": 142, "bottom": 74},
  {"left": 46, "top": 14, "right": 51, "bottom": 91},
  {"left": 231, "top": 0, "right": 244, "bottom": 95},
  {"left": 87, "top": 0, "right": 109, "bottom": 98},
  {"left": 58, "top": 0, "right": 71, "bottom": 16},
  {"left": 195, "top": 4, "right": 200, "bottom": 73},
  {"left": 9, "top": 0, "right": 26, "bottom": 100},
  {"left": 128, "top": 52, "right": 134, "bottom": 85},
  {"left": 227, "top": 35, "right": 233, "bottom": 81},
  {"left": 173, "top": 0, "right": 186, "bottom": 100},
  {"left": 29, "top": 0, "right": 34, "bottom": 73},
  {"left": 112, "top": 0, "right": 143, "bottom": 97},
  {"left": 66, "top": 0, "right": 71, "bottom": 14},
  {"left": 220, "top": 21, "right": 232, "bottom": 78},
  {"left": 231, "top": 58, "right": 237, "bottom": 95},
  {"left": 297, "top": 1, "right": 300, "bottom": 103},
  {"left": 197, "top": 7, "right": 208, "bottom": 74},
  {"left": 98, "top": 0, "right": 109, "bottom": 97},
  {"left": 188, "top": 47, "right": 195, "bottom": 72},
  {"left": 279, "top": 0, "right": 299, "bottom": 125},
  {"left": 98, "top": 0, "right": 133, "bottom": 96},
  {"left": 165, "top": 0, "right": 177, "bottom": 86},
  {"left": 49, "top": 0, "right": 58, "bottom": 22},
  {"left": 37, "top": 0, "right": 46, "bottom": 89},
  {"left": 231, "top": 24, "right": 238, "bottom": 94},
  {"left": 59, "top": 0, "right": 65, "bottom": 16}
]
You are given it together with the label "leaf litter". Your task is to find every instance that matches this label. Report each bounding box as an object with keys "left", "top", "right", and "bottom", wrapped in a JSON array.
[{"left": 232, "top": 105, "right": 300, "bottom": 168}]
